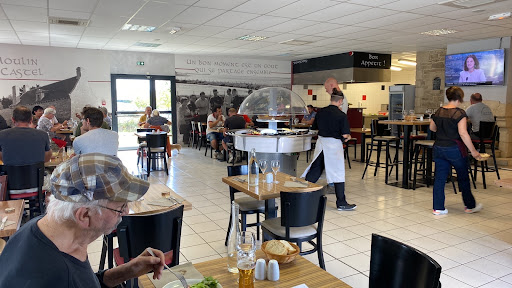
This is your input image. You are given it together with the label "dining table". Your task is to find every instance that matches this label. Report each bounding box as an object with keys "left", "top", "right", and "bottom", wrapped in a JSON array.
[
  {"left": 378, "top": 119, "right": 431, "bottom": 189},
  {"left": 138, "top": 249, "right": 350, "bottom": 288},
  {"left": 0, "top": 200, "right": 25, "bottom": 238},
  {"left": 350, "top": 127, "right": 371, "bottom": 162},
  {"left": 222, "top": 172, "right": 323, "bottom": 220}
]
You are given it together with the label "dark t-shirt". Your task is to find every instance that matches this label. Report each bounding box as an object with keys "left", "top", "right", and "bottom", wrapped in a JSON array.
[
  {"left": 147, "top": 115, "right": 169, "bottom": 126},
  {"left": 0, "top": 216, "right": 103, "bottom": 288},
  {"left": 224, "top": 114, "right": 246, "bottom": 130},
  {"left": 433, "top": 107, "right": 466, "bottom": 147},
  {"left": 312, "top": 105, "right": 350, "bottom": 140},
  {"left": 0, "top": 127, "right": 50, "bottom": 165}
]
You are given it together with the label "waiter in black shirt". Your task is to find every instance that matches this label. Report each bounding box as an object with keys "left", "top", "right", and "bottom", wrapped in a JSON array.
[{"left": 301, "top": 78, "right": 356, "bottom": 211}]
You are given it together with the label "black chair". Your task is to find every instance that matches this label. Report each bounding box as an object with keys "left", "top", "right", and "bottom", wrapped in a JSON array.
[
  {"left": 472, "top": 121, "right": 500, "bottom": 189},
  {"left": 188, "top": 120, "right": 198, "bottom": 148},
  {"left": 261, "top": 189, "right": 327, "bottom": 270},
  {"left": 146, "top": 133, "right": 168, "bottom": 177},
  {"left": 362, "top": 119, "right": 399, "bottom": 184},
  {"left": 114, "top": 206, "right": 184, "bottom": 288},
  {"left": 369, "top": 233, "right": 442, "bottom": 288},
  {"left": 136, "top": 128, "right": 153, "bottom": 168},
  {"left": 225, "top": 165, "right": 268, "bottom": 246},
  {"left": 0, "top": 162, "right": 45, "bottom": 219}
]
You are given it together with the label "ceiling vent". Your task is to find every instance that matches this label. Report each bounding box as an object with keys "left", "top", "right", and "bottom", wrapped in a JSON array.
[
  {"left": 133, "top": 42, "right": 161, "bottom": 47},
  {"left": 48, "top": 16, "right": 89, "bottom": 27},
  {"left": 438, "top": 0, "right": 503, "bottom": 8}
]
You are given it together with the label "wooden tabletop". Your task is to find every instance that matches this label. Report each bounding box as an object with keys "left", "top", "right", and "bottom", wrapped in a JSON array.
[
  {"left": 129, "top": 184, "right": 191, "bottom": 215},
  {"left": 378, "top": 119, "right": 431, "bottom": 125},
  {"left": 46, "top": 154, "right": 66, "bottom": 168},
  {"left": 139, "top": 250, "right": 350, "bottom": 288},
  {"left": 56, "top": 129, "right": 74, "bottom": 134},
  {"left": 350, "top": 128, "right": 371, "bottom": 134},
  {"left": 0, "top": 200, "right": 24, "bottom": 238},
  {"left": 222, "top": 172, "right": 323, "bottom": 201}
]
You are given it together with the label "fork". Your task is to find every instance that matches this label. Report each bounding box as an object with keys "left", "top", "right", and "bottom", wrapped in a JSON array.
[
  {"left": 146, "top": 248, "right": 188, "bottom": 287},
  {"left": 170, "top": 196, "right": 183, "bottom": 204}
]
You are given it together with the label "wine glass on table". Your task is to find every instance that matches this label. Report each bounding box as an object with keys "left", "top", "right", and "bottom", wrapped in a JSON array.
[
  {"left": 271, "top": 160, "right": 280, "bottom": 184},
  {"left": 401, "top": 110, "right": 407, "bottom": 120},
  {"left": 259, "top": 160, "right": 267, "bottom": 182}
]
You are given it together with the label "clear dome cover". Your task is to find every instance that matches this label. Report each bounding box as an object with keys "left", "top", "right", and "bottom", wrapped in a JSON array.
[{"left": 238, "top": 87, "right": 307, "bottom": 116}]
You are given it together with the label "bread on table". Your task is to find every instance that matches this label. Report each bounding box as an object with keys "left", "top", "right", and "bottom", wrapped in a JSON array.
[{"left": 265, "top": 240, "right": 288, "bottom": 255}]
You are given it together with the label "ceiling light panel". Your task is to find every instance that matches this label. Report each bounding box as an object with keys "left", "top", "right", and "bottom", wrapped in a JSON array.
[
  {"left": 420, "top": 28, "right": 458, "bottom": 35},
  {"left": 122, "top": 24, "right": 156, "bottom": 32},
  {"left": 236, "top": 35, "right": 268, "bottom": 41}
]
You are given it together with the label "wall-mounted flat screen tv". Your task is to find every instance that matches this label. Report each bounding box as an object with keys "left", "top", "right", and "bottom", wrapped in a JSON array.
[{"left": 445, "top": 49, "right": 505, "bottom": 86}]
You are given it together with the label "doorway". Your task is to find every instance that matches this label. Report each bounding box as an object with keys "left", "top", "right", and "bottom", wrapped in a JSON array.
[{"left": 111, "top": 74, "right": 177, "bottom": 150}]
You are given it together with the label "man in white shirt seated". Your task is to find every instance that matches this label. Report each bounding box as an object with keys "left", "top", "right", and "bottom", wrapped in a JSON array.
[
  {"left": 465, "top": 93, "right": 494, "bottom": 139},
  {"left": 207, "top": 105, "right": 226, "bottom": 160},
  {"left": 73, "top": 107, "right": 119, "bottom": 156}
]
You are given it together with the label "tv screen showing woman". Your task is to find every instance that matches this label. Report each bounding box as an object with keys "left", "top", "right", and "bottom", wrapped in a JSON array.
[{"left": 445, "top": 49, "right": 505, "bottom": 86}]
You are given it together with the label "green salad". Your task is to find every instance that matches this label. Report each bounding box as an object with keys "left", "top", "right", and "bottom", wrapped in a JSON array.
[{"left": 189, "top": 276, "right": 219, "bottom": 288}]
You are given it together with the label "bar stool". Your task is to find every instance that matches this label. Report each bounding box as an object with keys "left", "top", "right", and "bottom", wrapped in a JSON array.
[
  {"left": 362, "top": 119, "right": 399, "bottom": 184},
  {"left": 472, "top": 121, "right": 500, "bottom": 189}
]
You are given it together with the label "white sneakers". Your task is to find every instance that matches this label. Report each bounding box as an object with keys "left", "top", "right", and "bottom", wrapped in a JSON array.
[{"left": 432, "top": 203, "right": 483, "bottom": 215}]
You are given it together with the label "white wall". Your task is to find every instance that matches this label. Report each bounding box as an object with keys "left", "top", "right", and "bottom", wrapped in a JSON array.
[
  {"left": 292, "top": 69, "right": 416, "bottom": 114},
  {"left": 446, "top": 37, "right": 511, "bottom": 105},
  {"left": 109, "top": 51, "right": 175, "bottom": 76}
]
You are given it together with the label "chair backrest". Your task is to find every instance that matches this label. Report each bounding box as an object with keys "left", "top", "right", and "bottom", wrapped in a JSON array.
[
  {"left": 227, "top": 165, "right": 248, "bottom": 200},
  {"left": 117, "top": 205, "right": 184, "bottom": 267},
  {"left": 477, "top": 121, "right": 495, "bottom": 140},
  {"left": 281, "top": 190, "right": 327, "bottom": 237},
  {"left": 0, "top": 162, "right": 44, "bottom": 191},
  {"left": 369, "top": 233, "right": 442, "bottom": 288},
  {"left": 146, "top": 133, "right": 167, "bottom": 150},
  {"left": 190, "top": 120, "right": 197, "bottom": 132},
  {"left": 137, "top": 128, "right": 153, "bottom": 133},
  {"left": 370, "top": 119, "right": 389, "bottom": 138}
]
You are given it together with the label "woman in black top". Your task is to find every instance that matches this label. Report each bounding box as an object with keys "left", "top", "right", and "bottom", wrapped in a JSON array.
[{"left": 430, "top": 86, "right": 482, "bottom": 215}]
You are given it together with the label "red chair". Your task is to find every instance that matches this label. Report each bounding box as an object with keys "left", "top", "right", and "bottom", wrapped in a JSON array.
[{"left": 0, "top": 162, "right": 45, "bottom": 219}]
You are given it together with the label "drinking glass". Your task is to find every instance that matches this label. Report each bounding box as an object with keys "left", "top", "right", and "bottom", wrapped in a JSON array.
[
  {"left": 259, "top": 160, "right": 267, "bottom": 182},
  {"left": 401, "top": 110, "right": 407, "bottom": 120},
  {"left": 409, "top": 109, "right": 415, "bottom": 116},
  {"left": 237, "top": 232, "right": 256, "bottom": 288},
  {"left": 426, "top": 108, "right": 433, "bottom": 119},
  {"left": 271, "top": 160, "right": 280, "bottom": 184},
  {"left": 67, "top": 148, "right": 74, "bottom": 158}
]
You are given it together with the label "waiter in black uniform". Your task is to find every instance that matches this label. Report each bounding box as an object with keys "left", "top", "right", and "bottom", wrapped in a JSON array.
[{"left": 301, "top": 78, "right": 356, "bottom": 211}]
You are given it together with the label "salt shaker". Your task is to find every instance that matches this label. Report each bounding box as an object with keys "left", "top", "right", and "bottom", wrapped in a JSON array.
[
  {"left": 267, "top": 259, "right": 280, "bottom": 281},
  {"left": 255, "top": 259, "right": 266, "bottom": 280}
]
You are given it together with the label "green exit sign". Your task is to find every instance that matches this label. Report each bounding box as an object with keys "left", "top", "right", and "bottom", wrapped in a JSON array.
[{"left": 137, "top": 61, "right": 145, "bottom": 66}]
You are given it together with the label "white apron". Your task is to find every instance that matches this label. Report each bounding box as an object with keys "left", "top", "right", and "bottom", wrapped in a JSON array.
[{"left": 301, "top": 136, "right": 345, "bottom": 183}]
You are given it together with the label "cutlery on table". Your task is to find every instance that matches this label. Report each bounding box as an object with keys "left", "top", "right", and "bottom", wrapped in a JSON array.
[
  {"left": 0, "top": 216, "right": 7, "bottom": 230},
  {"left": 146, "top": 248, "right": 188, "bottom": 287},
  {"left": 169, "top": 196, "right": 183, "bottom": 204}
]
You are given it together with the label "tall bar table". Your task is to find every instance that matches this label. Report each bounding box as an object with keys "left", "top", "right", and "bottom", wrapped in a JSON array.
[{"left": 378, "top": 119, "right": 431, "bottom": 189}]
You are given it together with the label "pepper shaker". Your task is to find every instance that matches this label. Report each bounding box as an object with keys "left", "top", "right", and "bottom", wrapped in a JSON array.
[{"left": 267, "top": 259, "right": 279, "bottom": 281}]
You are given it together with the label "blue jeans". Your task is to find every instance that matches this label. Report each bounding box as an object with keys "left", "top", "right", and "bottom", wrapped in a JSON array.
[{"left": 433, "top": 145, "right": 476, "bottom": 211}]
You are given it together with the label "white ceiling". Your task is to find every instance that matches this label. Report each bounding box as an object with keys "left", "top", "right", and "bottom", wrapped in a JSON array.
[{"left": 0, "top": 0, "right": 511, "bottom": 68}]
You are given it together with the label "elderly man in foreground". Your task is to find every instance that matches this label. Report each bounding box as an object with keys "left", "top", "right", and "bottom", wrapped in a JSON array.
[{"left": 0, "top": 153, "right": 166, "bottom": 287}]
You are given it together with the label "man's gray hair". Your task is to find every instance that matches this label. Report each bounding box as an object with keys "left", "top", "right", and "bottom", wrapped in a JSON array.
[
  {"left": 152, "top": 109, "right": 160, "bottom": 117},
  {"left": 43, "top": 107, "right": 56, "bottom": 116},
  {"left": 46, "top": 195, "right": 107, "bottom": 223}
]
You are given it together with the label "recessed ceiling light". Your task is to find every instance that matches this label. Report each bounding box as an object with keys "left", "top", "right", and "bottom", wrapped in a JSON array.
[
  {"left": 236, "top": 35, "right": 268, "bottom": 41},
  {"left": 390, "top": 66, "right": 403, "bottom": 71},
  {"left": 279, "top": 39, "right": 312, "bottom": 45},
  {"left": 169, "top": 27, "right": 181, "bottom": 34},
  {"left": 488, "top": 12, "right": 511, "bottom": 20},
  {"left": 122, "top": 24, "right": 156, "bottom": 32},
  {"left": 420, "top": 29, "right": 458, "bottom": 36},
  {"left": 398, "top": 59, "right": 417, "bottom": 66}
]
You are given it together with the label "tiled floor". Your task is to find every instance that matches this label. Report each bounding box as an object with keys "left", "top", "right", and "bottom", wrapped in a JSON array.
[{"left": 87, "top": 146, "right": 512, "bottom": 288}]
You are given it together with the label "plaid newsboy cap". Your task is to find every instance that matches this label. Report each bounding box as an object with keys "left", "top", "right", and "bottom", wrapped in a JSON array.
[{"left": 50, "top": 153, "right": 149, "bottom": 203}]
